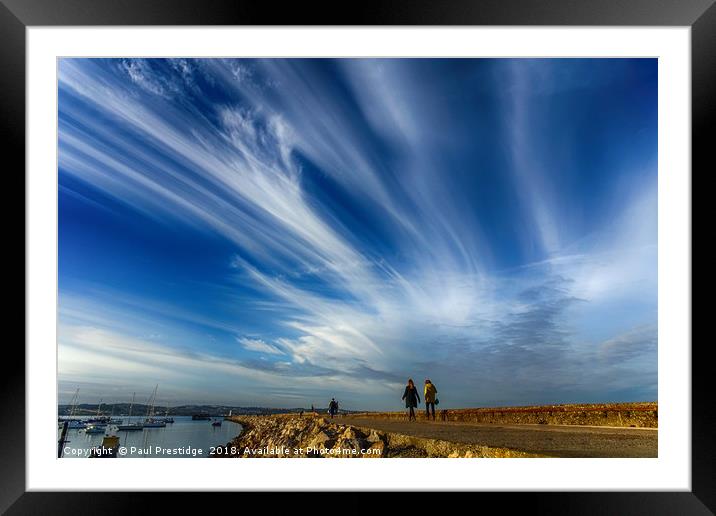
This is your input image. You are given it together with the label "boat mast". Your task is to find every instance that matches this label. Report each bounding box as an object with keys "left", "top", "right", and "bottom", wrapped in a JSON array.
[
  {"left": 68, "top": 388, "right": 80, "bottom": 418},
  {"left": 128, "top": 392, "right": 135, "bottom": 420},
  {"left": 146, "top": 384, "right": 158, "bottom": 419}
]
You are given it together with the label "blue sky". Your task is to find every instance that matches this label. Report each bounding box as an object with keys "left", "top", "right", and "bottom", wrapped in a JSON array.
[{"left": 58, "top": 58, "right": 657, "bottom": 410}]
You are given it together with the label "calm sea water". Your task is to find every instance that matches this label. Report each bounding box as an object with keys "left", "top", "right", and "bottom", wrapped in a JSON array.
[{"left": 57, "top": 416, "right": 243, "bottom": 458}]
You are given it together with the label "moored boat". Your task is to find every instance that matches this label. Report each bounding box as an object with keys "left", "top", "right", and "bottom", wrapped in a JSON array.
[
  {"left": 117, "top": 392, "right": 143, "bottom": 431},
  {"left": 117, "top": 419, "right": 143, "bottom": 431},
  {"left": 60, "top": 388, "right": 84, "bottom": 428},
  {"left": 62, "top": 420, "right": 86, "bottom": 429},
  {"left": 117, "top": 392, "right": 142, "bottom": 430},
  {"left": 143, "top": 418, "right": 166, "bottom": 428},
  {"left": 143, "top": 385, "right": 166, "bottom": 428},
  {"left": 161, "top": 404, "right": 174, "bottom": 423},
  {"left": 117, "top": 423, "right": 144, "bottom": 431}
]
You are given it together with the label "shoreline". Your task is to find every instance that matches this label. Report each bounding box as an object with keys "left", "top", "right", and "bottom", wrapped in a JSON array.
[
  {"left": 221, "top": 414, "right": 542, "bottom": 458},
  {"left": 219, "top": 402, "right": 657, "bottom": 458}
]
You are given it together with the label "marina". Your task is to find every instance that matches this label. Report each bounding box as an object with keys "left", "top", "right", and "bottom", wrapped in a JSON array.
[
  {"left": 58, "top": 415, "right": 241, "bottom": 458},
  {"left": 58, "top": 387, "right": 241, "bottom": 458}
]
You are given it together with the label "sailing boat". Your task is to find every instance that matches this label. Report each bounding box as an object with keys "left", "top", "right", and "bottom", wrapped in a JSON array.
[
  {"left": 108, "top": 403, "right": 123, "bottom": 425},
  {"left": 84, "top": 399, "right": 108, "bottom": 433},
  {"left": 161, "top": 403, "right": 174, "bottom": 424},
  {"left": 85, "top": 399, "right": 107, "bottom": 429},
  {"left": 60, "top": 388, "right": 85, "bottom": 429},
  {"left": 143, "top": 384, "right": 166, "bottom": 428},
  {"left": 117, "top": 392, "right": 143, "bottom": 431}
]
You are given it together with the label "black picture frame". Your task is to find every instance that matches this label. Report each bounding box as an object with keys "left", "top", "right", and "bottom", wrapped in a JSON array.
[{"left": 3, "top": 0, "right": 707, "bottom": 512}]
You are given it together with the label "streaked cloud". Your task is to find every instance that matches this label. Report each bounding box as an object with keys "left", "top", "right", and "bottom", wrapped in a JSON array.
[
  {"left": 237, "top": 337, "right": 285, "bottom": 355},
  {"left": 58, "top": 58, "right": 658, "bottom": 409}
]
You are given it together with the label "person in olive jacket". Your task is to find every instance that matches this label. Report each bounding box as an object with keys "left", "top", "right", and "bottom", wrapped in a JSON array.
[
  {"left": 402, "top": 378, "right": 420, "bottom": 421},
  {"left": 424, "top": 379, "right": 438, "bottom": 421}
]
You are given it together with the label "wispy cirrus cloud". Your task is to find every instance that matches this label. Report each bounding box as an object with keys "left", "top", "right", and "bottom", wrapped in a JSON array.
[
  {"left": 58, "top": 58, "right": 658, "bottom": 409},
  {"left": 237, "top": 337, "right": 285, "bottom": 355}
]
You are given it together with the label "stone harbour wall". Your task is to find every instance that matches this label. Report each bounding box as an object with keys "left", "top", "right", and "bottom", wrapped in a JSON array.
[
  {"left": 348, "top": 402, "right": 658, "bottom": 428},
  {"left": 221, "top": 415, "right": 541, "bottom": 458}
]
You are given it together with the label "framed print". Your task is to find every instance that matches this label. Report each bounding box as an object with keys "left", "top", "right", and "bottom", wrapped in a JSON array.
[{"left": 4, "top": 0, "right": 709, "bottom": 512}]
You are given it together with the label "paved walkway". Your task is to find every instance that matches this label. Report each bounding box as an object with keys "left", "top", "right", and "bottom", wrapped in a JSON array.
[{"left": 337, "top": 417, "right": 657, "bottom": 457}]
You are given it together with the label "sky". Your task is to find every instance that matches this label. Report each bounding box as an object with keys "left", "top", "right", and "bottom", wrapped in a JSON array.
[{"left": 58, "top": 58, "right": 658, "bottom": 410}]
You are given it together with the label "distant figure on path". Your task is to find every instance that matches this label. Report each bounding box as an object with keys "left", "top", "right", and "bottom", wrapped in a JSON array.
[
  {"left": 402, "top": 378, "right": 420, "bottom": 421},
  {"left": 424, "top": 379, "right": 438, "bottom": 421},
  {"left": 328, "top": 398, "right": 338, "bottom": 418}
]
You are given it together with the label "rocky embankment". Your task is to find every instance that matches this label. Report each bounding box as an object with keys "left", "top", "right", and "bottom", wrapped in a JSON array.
[
  {"left": 221, "top": 414, "right": 541, "bottom": 458},
  {"left": 350, "top": 402, "right": 658, "bottom": 428}
]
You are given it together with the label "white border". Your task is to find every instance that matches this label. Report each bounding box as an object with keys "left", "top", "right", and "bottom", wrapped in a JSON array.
[{"left": 27, "top": 27, "right": 691, "bottom": 491}]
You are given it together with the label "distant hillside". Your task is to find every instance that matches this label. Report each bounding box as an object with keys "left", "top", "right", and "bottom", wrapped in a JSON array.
[{"left": 58, "top": 403, "right": 360, "bottom": 416}]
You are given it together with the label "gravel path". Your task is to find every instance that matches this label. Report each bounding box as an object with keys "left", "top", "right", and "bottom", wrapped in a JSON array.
[{"left": 338, "top": 417, "right": 658, "bottom": 457}]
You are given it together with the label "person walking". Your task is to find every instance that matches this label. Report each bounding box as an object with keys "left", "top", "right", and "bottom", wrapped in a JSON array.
[
  {"left": 402, "top": 378, "right": 420, "bottom": 421},
  {"left": 328, "top": 398, "right": 338, "bottom": 419},
  {"left": 424, "top": 379, "right": 438, "bottom": 421}
]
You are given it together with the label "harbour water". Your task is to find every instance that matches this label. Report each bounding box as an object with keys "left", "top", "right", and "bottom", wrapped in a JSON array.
[{"left": 58, "top": 416, "right": 242, "bottom": 458}]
